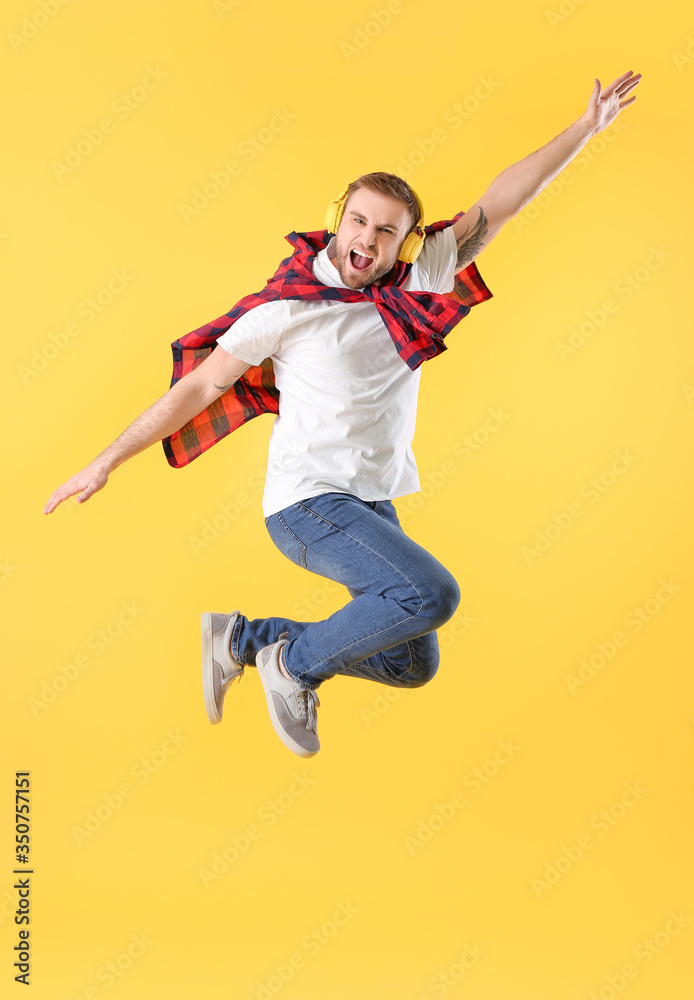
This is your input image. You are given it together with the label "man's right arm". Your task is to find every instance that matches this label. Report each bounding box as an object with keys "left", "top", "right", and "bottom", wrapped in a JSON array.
[{"left": 43, "top": 347, "right": 251, "bottom": 514}]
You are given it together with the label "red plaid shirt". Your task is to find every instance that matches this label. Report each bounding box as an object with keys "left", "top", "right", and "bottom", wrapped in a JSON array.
[{"left": 163, "top": 211, "right": 492, "bottom": 468}]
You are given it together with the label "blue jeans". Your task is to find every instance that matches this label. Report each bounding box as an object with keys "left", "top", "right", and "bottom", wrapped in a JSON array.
[{"left": 229, "top": 492, "right": 460, "bottom": 691}]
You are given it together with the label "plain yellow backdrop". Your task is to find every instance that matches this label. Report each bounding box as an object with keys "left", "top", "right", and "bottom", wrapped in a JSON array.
[{"left": 2, "top": 0, "right": 693, "bottom": 997}]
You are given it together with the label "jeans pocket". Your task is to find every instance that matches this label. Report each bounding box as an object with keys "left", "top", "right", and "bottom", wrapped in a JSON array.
[{"left": 265, "top": 511, "right": 308, "bottom": 569}]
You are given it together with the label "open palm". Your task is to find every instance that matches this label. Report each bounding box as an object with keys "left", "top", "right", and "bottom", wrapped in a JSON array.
[{"left": 584, "top": 70, "right": 641, "bottom": 135}]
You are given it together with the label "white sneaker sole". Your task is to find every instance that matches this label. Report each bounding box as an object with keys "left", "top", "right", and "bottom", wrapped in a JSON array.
[{"left": 201, "top": 613, "right": 222, "bottom": 724}]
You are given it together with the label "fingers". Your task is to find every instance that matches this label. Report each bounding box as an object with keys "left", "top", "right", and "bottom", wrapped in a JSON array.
[
  {"left": 615, "top": 73, "right": 641, "bottom": 110},
  {"left": 616, "top": 73, "right": 641, "bottom": 96},
  {"left": 614, "top": 69, "right": 637, "bottom": 84},
  {"left": 75, "top": 482, "right": 98, "bottom": 504},
  {"left": 605, "top": 70, "right": 641, "bottom": 99},
  {"left": 599, "top": 71, "right": 631, "bottom": 98},
  {"left": 43, "top": 488, "right": 68, "bottom": 515},
  {"left": 44, "top": 483, "right": 78, "bottom": 515},
  {"left": 594, "top": 71, "right": 640, "bottom": 118},
  {"left": 43, "top": 477, "right": 92, "bottom": 514}
]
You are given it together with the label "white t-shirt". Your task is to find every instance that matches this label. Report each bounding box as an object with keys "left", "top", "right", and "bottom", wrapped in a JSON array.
[{"left": 216, "top": 225, "right": 458, "bottom": 518}]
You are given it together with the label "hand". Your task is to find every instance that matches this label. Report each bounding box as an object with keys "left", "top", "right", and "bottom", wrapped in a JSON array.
[
  {"left": 582, "top": 70, "right": 641, "bottom": 136},
  {"left": 43, "top": 462, "right": 110, "bottom": 514}
]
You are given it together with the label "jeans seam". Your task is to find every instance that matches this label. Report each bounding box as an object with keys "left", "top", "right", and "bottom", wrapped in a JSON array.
[
  {"left": 342, "top": 662, "right": 423, "bottom": 688},
  {"left": 230, "top": 614, "right": 245, "bottom": 666},
  {"left": 292, "top": 500, "right": 426, "bottom": 673},
  {"left": 351, "top": 639, "right": 416, "bottom": 680},
  {"left": 405, "top": 638, "right": 416, "bottom": 674},
  {"left": 275, "top": 511, "right": 307, "bottom": 568}
]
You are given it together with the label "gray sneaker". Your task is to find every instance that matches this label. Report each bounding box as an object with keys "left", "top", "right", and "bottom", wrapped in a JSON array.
[
  {"left": 201, "top": 611, "right": 244, "bottom": 724},
  {"left": 256, "top": 638, "right": 320, "bottom": 757}
]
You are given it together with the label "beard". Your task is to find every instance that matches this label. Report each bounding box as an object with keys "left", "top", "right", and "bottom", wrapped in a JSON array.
[{"left": 331, "top": 241, "right": 398, "bottom": 289}]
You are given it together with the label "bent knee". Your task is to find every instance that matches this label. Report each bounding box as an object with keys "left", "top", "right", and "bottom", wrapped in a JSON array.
[
  {"left": 401, "top": 634, "right": 440, "bottom": 687},
  {"left": 405, "top": 658, "right": 439, "bottom": 687},
  {"left": 419, "top": 572, "right": 460, "bottom": 630}
]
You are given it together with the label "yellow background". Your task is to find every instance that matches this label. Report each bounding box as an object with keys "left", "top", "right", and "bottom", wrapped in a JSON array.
[{"left": 2, "top": 0, "right": 693, "bottom": 996}]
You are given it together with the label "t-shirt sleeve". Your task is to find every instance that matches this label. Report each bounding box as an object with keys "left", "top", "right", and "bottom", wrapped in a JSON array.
[
  {"left": 406, "top": 225, "right": 457, "bottom": 294},
  {"left": 215, "top": 299, "right": 289, "bottom": 366}
]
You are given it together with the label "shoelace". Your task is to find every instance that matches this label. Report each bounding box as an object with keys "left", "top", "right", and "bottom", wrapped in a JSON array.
[
  {"left": 221, "top": 664, "right": 244, "bottom": 693},
  {"left": 296, "top": 688, "right": 320, "bottom": 731}
]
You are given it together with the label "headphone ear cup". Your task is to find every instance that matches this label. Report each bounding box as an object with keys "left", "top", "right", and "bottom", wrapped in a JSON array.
[
  {"left": 398, "top": 187, "right": 426, "bottom": 262},
  {"left": 398, "top": 229, "right": 425, "bottom": 263},
  {"left": 325, "top": 188, "right": 348, "bottom": 234},
  {"left": 324, "top": 201, "right": 339, "bottom": 234}
]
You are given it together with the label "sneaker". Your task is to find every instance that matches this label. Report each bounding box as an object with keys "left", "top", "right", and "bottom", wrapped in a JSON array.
[
  {"left": 256, "top": 638, "right": 320, "bottom": 757},
  {"left": 201, "top": 611, "right": 244, "bottom": 724}
]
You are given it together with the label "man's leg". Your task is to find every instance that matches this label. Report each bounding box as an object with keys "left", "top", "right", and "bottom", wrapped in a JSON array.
[
  {"left": 302, "top": 497, "right": 445, "bottom": 688},
  {"left": 234, "top": 492, "right": 460, "bottom": 690}
]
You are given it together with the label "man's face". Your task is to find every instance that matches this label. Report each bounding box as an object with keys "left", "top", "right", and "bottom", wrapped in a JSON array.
[{"left": 330, "top": 188, "right": 413, "bottom": 289}]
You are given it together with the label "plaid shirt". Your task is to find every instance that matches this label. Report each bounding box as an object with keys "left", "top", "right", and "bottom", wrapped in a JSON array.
[{"left": 163, "top": 211, "right": 492, "bottom": 468}]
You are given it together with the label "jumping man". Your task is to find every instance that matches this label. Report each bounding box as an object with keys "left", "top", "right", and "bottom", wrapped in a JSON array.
[{"left": 44, "top": 71, "right": 641, "bottom": 758}]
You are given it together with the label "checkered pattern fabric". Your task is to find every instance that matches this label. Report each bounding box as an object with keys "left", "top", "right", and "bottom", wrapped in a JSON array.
[{"left": 163, "top": 212, "right": 492, "bottom": 468}]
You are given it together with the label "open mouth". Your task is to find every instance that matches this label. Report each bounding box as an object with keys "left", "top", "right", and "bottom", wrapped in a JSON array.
[{"left": 350, "top": 248, "right": 374, "bottom": 272}]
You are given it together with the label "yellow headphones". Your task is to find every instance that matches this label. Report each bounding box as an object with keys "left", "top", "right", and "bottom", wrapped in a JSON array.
[{"left": 324, "top": 185, "right": 426, "bottom": 264}]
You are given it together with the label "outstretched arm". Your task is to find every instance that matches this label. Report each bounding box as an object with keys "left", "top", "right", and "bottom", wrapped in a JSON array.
[
  {"left": 43, "top": 346, "right": 250, "bottom": 514},
  {"left": 451, "top": 70, "right": 642, "bottom": 272}
]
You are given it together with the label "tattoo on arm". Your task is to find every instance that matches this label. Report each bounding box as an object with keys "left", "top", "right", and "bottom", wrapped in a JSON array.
[
  {"left": 214, "top": 365, "right": 250, "bottom": 393},
  {"left": 455, "top": 207, "right": 489, "bottom": 269}
]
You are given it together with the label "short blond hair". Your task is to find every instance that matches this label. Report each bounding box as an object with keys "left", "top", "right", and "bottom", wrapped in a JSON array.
[{"left": 344, "top": 172, "right": 420, "bottom": 232}]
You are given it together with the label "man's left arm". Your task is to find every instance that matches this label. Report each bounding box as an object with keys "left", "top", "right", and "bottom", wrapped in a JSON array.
[{"left": 451, "top": 70, "right": 642, "bottom": 272}]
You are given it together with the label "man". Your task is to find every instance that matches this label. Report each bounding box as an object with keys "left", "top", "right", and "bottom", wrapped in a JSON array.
[{"left": 44, "top": 71, "right": 641, "bottom": 759}]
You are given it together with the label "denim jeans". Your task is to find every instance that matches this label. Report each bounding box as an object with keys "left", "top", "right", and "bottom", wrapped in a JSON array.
[{"left": 229, "top": 492, "right": 460, "bottom": 691}]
